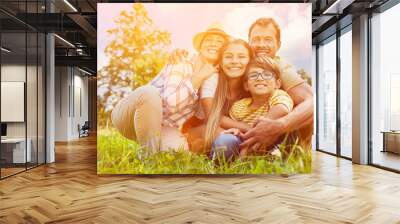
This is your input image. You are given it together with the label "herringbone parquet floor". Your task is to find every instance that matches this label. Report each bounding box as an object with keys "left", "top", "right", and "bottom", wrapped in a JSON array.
[{"left": 1, "top": 135, "right": 400, "bottom": 224}]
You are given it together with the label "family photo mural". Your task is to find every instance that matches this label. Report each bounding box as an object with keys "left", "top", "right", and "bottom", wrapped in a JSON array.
[{"left": 97, "top": 3, "right": 313, "bottom": 174}]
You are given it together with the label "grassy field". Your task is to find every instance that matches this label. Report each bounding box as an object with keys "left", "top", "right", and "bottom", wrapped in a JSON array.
[{"left": 97, "top": 129, "right": 312, "bottom": 175}]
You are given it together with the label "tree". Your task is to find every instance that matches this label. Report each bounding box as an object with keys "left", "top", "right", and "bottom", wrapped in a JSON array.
[
  {"left": 98, "top": 3, "right": 171, "bottom": 127},
  {"left": 297, "top": 68, "right": 312, "bottom": 86}
]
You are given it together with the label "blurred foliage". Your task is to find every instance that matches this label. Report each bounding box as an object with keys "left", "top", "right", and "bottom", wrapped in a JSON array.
[
  {"left": 298, "top": 68, "right": 312, "bottom": 86},
  {"left": 97, "top": 4, "right": 171, "bottom": 127}
]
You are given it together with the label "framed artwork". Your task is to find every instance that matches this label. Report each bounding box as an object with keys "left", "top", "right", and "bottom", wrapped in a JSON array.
[{"left": 97, "top": 3, "right": 313, "bottom": 174}]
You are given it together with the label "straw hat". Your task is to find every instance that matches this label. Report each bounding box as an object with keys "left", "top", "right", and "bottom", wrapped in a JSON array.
[{"left": 193, "top": 23, "right": 230, "bottom": 52}]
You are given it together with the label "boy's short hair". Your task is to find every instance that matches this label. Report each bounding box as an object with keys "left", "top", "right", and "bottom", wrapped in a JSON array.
[{"left": 245, "top": 57, "right": 281, "bottom": 80}]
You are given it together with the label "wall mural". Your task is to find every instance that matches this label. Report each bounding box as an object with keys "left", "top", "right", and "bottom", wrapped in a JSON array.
[{"left": 97, "top": 3, "right": 313, "bottom": 174}]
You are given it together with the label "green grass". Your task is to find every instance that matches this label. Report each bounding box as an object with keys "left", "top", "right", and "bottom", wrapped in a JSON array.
[{"left": 97, "top": 129, "right": 312, "bottom": 175}]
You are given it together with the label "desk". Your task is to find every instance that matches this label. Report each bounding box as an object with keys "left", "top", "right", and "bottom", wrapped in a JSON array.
[
  {"left": 1, "top": 138, "right": 31, "bottom": 163},
  {"left": 381, "top": 131, "right": 400, "bottom": 154}
]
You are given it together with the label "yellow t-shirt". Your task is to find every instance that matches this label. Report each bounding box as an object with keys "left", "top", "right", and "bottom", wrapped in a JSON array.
[{"left": 229, "top": 89, "right": 293, "bottom": 126}]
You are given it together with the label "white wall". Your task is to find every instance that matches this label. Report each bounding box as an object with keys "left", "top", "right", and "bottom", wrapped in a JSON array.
[
  {"left": 1, "top": 65, "right": 42, "bottom": 138},
  {"left": 1, "top": 64, "right": 46, "bottom": 163},
  {"left": 1, "top": 65, "right": 26, "bottom": 138},
  {"left": 352, "top": 14, "right": 369, "bottom": 164},
  {"left": 46, "top": 10, "right": 55, "bottom": 163},
  {"left": 55, "top": 67, "right": 89, "bottom": 141},
  {"left": 72, "top": 73, "right": 89, "bottom": 138},
  {"left": 55, "top": 67, "right": 70, "bottom": 141}
]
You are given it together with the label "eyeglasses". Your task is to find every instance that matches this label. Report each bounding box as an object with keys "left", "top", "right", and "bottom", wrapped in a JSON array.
[{"left": 247, "top": 71, "right": 275, "bottom": 81}]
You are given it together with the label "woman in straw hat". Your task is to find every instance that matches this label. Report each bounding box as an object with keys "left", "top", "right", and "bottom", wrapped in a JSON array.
[{"left": 111, "top": 23, "right": 229, "bottom": 154}]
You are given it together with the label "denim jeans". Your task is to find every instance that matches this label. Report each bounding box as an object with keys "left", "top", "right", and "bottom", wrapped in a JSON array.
[{"left": 211, "top": 134, "right": 242, "bottom": 162}]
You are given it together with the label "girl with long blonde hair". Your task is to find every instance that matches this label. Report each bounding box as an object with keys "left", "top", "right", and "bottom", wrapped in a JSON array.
[{"left": 203, "top": 39, "right": 253, "bottom": 151}]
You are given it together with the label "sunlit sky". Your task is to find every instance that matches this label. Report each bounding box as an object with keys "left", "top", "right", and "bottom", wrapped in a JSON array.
[{"left": 98, "top": 3, "right": 311, "bottom": 72}]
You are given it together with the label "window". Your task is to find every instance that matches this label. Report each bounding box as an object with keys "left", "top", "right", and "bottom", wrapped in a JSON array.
[
  {"left": 317, "top": 36, "right": 337, "bottom": 154},
  {"left": 0, "top": 1, "right": 47, "bottom": 179},
  {"left": 371, "top": 3, "right": 400, "bottom": 171},
  {"left": 339, "top": 27, "right": 352, "bottom": 158}
]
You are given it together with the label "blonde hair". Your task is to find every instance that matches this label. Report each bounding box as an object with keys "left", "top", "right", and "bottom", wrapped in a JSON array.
[{"left": 204, "top": 39, "right": 252, "bottom": 150}]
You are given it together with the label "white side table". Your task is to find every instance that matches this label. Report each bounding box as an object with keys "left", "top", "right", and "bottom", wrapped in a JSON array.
[{"left": 1, "top": 138, "right": 32, "bottom": 163}]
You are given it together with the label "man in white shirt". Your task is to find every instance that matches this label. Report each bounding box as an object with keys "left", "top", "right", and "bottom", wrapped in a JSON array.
[{"left": 240, "top": 17, "right": 314, "bottom": 151}]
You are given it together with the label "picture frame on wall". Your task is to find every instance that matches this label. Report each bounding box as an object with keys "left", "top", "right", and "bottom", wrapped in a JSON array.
[{"left": 97, "top": 3, "right": 313, "bottom": 175}]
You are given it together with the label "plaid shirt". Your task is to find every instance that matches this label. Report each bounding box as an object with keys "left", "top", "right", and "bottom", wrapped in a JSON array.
[{"left": 150, "top": 59, "right": 199, "bottom": 128}]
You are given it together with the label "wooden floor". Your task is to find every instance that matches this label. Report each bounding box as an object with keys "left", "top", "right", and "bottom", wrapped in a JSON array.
[
  {"left": 1, "top": 163, "right": 44, "bottom": 178},
  {"left": 1, "top": 136, "right": 400, "bottom": 224},
  {"left": 1, "top": 167, "right": 26, "bottom": 178},
  {"left": 373, "top": 151, "right": 400, "bottom": 171}
]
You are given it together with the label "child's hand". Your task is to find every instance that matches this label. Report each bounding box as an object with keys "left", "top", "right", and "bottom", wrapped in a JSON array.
[
  {"left": 242, "top": 124, "right": 253, "bottom": 133},
  {"left": 222, "top": 128, "right": 241, "bottom": 136},
  {"left": 239, "top": 147, "right": 248, "bottom": 158}
]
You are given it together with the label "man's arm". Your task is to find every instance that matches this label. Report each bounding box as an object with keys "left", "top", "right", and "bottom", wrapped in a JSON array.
[
  {"left": 281, "top": 82, "right": 313, "bottom": 132},
  {"left": 264, "top": 104, "right": 290, "bottom": 120},
  {"left": 220, "top": 116, "right": 252, "bottom": 133},
  {"left": 239, "top": 102, "right": 291, "bottom": 155},
  {"left": 240, "top": 83, "right": 313, "bottom": 148}
]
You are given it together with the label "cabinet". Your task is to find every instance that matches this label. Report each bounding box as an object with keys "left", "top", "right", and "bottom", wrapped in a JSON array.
[
  {"left": 0, "top": 138, "right": 32, "bottom": 164},
  {"left": 382, "top": 131, "right": 400, "bottom": 154}
]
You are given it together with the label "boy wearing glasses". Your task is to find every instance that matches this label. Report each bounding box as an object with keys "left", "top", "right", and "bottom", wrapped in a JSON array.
[
  {"left": 229, "top": 58, "right": 293, "bottom": 127},
  {"left": 212, "top": 58, "right": 293, "bottom": 160}
]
